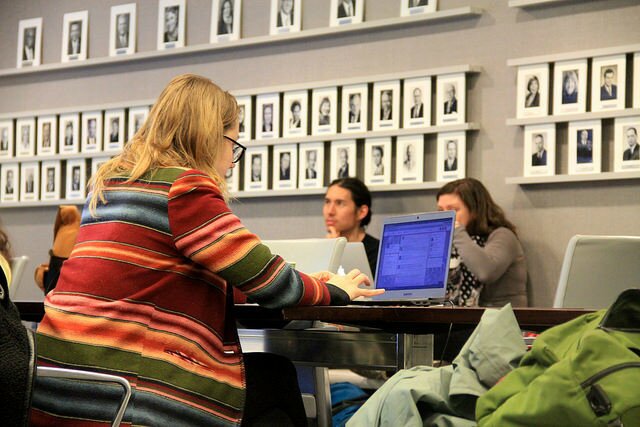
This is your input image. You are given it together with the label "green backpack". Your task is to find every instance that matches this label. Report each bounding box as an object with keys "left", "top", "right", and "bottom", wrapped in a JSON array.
[{"left": 476, "top": 288, "right": 640, "bottom": 427}]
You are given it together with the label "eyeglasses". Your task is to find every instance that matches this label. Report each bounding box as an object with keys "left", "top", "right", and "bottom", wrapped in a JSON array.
[{"left": 223, "top": 135, "right": 246, "bottom": 163}]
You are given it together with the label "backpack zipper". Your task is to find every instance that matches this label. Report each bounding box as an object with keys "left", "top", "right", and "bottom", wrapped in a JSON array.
[
  {"left": 580, "top": 362, "right": 640, "bottom": 388},
  {"left": 581, "top": 362, "right": 640, "bottom": 419}
]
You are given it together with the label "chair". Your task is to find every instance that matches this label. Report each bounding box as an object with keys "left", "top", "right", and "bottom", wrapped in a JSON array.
[
  {"left": 261, "top": 237, "right": 347, "bottom": 274},
  {"left": 9, "top": 255, "right": 29, "bottom": 300},
  {"left": 553, "top": 235, "right": 640, "bottom": 309}
]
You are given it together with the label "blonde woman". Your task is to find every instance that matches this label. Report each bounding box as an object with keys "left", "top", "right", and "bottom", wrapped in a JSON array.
[{"left": 33, "top": 74, "right": 380, "bottom": 426}]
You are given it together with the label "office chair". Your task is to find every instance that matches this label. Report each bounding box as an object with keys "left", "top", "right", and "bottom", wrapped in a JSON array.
[
  {"left": 553, "top": 235, "right": 640, "bottom": 309},
  {"left": 9, "top": 255, "right": 29, "bottom": 300}
]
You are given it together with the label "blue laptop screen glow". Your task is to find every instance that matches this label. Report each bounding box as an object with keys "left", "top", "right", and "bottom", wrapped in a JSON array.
[{"left": 375, "top": 218, "right": 453, "bottom": 291}]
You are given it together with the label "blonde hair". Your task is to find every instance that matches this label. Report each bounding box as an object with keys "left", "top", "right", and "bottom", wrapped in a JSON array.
[{"left": 89, "top": 74, "right": 238, "bottom": 215}]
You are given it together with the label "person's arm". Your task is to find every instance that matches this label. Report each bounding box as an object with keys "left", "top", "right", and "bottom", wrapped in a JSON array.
[{"left": 453, "top": 226, "right": 520, "bottom": 284}]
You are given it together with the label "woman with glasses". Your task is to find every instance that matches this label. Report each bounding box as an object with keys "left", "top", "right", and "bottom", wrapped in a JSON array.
[{"left": 32, "top": 74, "right": 382, "bottom": 427}]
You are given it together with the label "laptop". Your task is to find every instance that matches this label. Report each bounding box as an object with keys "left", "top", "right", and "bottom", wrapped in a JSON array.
[
  {"left": 353, "top": 210, "right": 456, "bottom": 305},
  {"left": 338, "top": 242, "right": 374, "bottom": 281}
]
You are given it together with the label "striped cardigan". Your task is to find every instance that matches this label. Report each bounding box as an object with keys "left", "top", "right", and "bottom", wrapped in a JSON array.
[{"left": 33, "top": 168, "right": 347, "bottom": 426}]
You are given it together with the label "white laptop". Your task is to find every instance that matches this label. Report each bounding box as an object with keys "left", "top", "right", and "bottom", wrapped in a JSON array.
[
  {"left": 338, "top": 242, "right": 374, "bottom": 281},
  {"left": 354, "top": 210, "right": 456, "bottom": 305}
]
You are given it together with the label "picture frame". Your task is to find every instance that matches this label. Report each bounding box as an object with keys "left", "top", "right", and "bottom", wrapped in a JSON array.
[
  {"left": 330, "top": 139, "right": 357, "bottom": 181},
  {"left": 436, "top": 73, "right": 466, "bottom": 126},
  {"left": 128, "top": 106, "right": 149, "bottom": 139},
  {"left": 299, "top": 142, "right": 324, "bottom": 189},
  {"left": 401, "top": 0, "right": 438, "bottom": 17},
  {"left": 20, "top": 161, "right": 39, "bottom": 202},
  {"left": 104, "top": 109, "right": 126, "bottom": 152},
  {"left": 157, "top": 0, "right": 186, "bottom": 50},
  {"left": 211, "top": 0, "right": 242, "bottom": 43},
  {"left": 312, "top": 87, "right": 338, "bottom": 136},
  {"left": 41, "top": 160, "right": 62, "bottom": 201},
  {"left": 81, "top": 111, "right": 103, "bottom": 153},
  {"left": 364, "top": 137, "right": 392, "bottom": 186},
  {"left": 270, "top": 0, "right": 301, "bottom": 35},
  {"left": 403, "top": 77, "right": 431, "bottom": 129},
  {"left": 330, "top": 0, "right": 364, "bottom": 27},
  {"left": 516, "top": 63, "right": 549, "bottom": 119},
  {"left": 396, "top": 134, "right": 424, "bottom": 183},
  {"left": 591, "top": 54, "right": 626, "bottom": 113},
  {"left": 0, "top": 163, "right": 19, "bottom": 203},
  {"left": 16, "top": 117, "right": 36, "bottom": 158},
  {"left": 66, "top": 159, "right": 87, "bottom": 200},
  {"left": 372, "top": 80, "right": 401, "bottom": 131},
  {"left": 109, "top": 3, "right": 137, "bottom": 56},
  {"left": 568, "top": 120, "right": 601, "bottom": 175},
  {"left": 236, "top": 96, "right": 252, "bottom": 141},
  {"left": 341, "top": 83, "right": 368, "bottom": 134},
  {"left": 553, "top": 59, "right": 587, "bottom": 116},
  {"left": 614, "top": 116, "right": 640, "bottom": 172},
  {"left": 255, "top": 93, "right": 280, "bottom": 140},
  {"left": 224, "top": 166, "right": 239, "bottom": 193},
  {"left": 61, "top": 10, "right": 89, "bottom": 62},
  {"left": 0, "top": 120, "right": 14, "bottom": 159},
  {"left": 243, "top": 146, "right": 269, "bottom": 191},
  {"left": 59, "top": 113, "right": 80, "bottom": 154},
  {"left": 634, "top": 52, "right": 640, "bottom": 109},
  {"left": 283, "top": 90, "right": 308, "bottom": 138},
  {"left": 37, "top": 115, "right": 57, "bottom": 155},
  {"left": 91, "top": 156, "right": 111, "bottom": 178},
  {"left": 17, "top": 17, "right": 42, "bottom": 68},
  {"left": 273, "top": 144, "right": 298, "bottom": 190},
  {"left": 437, "top": 131, "right": 466, "bottom": 182},
  {"left": 523, "top": 124, "right": 555, "bottom": 177}
]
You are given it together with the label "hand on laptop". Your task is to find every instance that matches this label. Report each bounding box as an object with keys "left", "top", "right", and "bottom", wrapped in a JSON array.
[{"left": 325, "top": 269, "right": 385, "bottom": 300}]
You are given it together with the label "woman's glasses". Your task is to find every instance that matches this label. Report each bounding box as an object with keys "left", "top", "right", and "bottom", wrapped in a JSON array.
[{"left": 223, "top": 135, "right": 246, "bottom": 163}]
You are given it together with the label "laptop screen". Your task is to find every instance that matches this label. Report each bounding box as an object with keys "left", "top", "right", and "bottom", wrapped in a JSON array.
[{"left": 375, "top": 213, "right": 454, "bottom": 296}]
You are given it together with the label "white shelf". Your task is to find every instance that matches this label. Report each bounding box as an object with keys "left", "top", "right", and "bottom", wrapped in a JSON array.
[
  {"left": 0, "top": 152, "right": 114, "bottom": 164},
  {"left": 506, "top": 171, "right": 640, "bottom": 185},
  {"left": 1, "top": 199, "right": 85, "bottom": 208},
  {"left": 507, "top": 43, "right": 640, "bottom": 67},
  {"left": 0, "top": 7, "right": 483, "bottom": 79},
  {"left": 509, "top": 0, "right": 582, "bottom": 8},
  {"left": 506, "top": 108, "right": 640, "bottom": 126}
]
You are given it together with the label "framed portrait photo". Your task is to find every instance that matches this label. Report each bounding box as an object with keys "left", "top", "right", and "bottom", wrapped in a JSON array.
[
  {"left": 91, "top": 156, "right": 111, "bottom": 178},
  {"left": 66, "top": 159, "right": 87, "bottom": 200},
  {"left": 256, "top": 94, "right": 280, "bottom": 140},
  {"left": 634, "top": 52, "right": 640, "bottom": 109},
  {"left": 61, "top": 10, "right": 89, "bottom": 62},
  {"left": 211, "top": 0, "right": 242, "bottom": 43},
  {"left": 341, "top": 83, "right": 368, "bottom": 134},
  {"left": 243, "top": 146, "right": 269, "bottom": 192},
  {"left": 614, "top": 116, "right": 640, "bottom": 172},
  {"left": 523, "top": 124, "right": 555, "bottom": 177},
  {"left": 283, "top": 90, "right": 308, "bottom": 138},
  {"left": 364, "top": 137, "right": 392, "bottom": 186},
  {"left": 516, "top": 63, "right": 549, "bottom": 119},
  {"left": 403, "top": 77, "right": 431, "bottom": 129},
  {"left": 82, "top": 111, "right": 103, "bottom": 153},
  {"left": 59, "top": 113, "right": 80, "bottom": 154},
  {"left": 372, "top": 80, "right": 400, "bottom": 131},
  {"left": 20, "top": 161, "right": 39, "bottom": 202},
  {"left": 17, "top": 17, "right": 42, "bottom": 68},
  {"left": 401, "top": 0, "right": 438, "bottom": 17},
  {"left": 16, "top": 117, "right": 36, "bottom": 158},
  {"left": 224, "top": 165, "right": 239, "bottom": 193},
  {"left": 436, "top": 73, "right": 466, "bottom": 126},
  {"left": 1, "top": 163, "right": 19, "bottom": 203},
  {"left": 0, "top": 120, "right": 14, "bottom": 159},
  {"left": 396, "top": 134, "right": 424, "bottom": 183},
  {"left": 37, "top": 115, "right": 57, "bottom": 155},
  {"left": 109, "top": 3, "right": 137, "bottom": 57},
  {"left": 330, "top": 0, "right": 364, "bottom": 27},
  {"left": 312, "top": 87, "right": 338, "bottom": 136},
  {"left": 330, "top": 139, "right": 356, "bottom": 181},
  {"left": 104, "top": 109, "right": 126, "bottom": 152},
  {"left": 299, "top": 142, "right": 324, "bottom": 189},
  {"left": 592, "top": 54, "right": 626, "bottom": 113},
  {"left": 270, "top": 0, "right": 301, "bottom": 35},
  {"left": 553, "top": 59, "right": 587, "bottom": 116},
  {"left": 236, "top": 96, "right": 252, "bottom": 141},
  {"left": 567, "top": 120, "right": 601, "bottom": 175},
  {"left": 437, "top": 131, "right": 466, "bottom": 182},
  {"left": 273, "top": 144, "right": 298, "bottom": 190},
  {"left": 157, "top": 0, "right": 186, "bottom": 50},
  {"left": 128, "top": 106, "right": 149, "bottom": 139},
  {"left": 41, "top": 160, "right": 62, "bottom": 201}
]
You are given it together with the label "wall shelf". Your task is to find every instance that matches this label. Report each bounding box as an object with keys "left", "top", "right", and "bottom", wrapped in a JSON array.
[
  {"left": 0, "top": 152, "right": 112, "bottom": 164},
  {"left": 508, "top": 0, "right": 586, "bottom": 8},
  {"left": 506, "top": 108, "right": 640, "bottom": 126},
  {"left": 506, "top": 171, "right": 640, "bottom": 185},
  {"left": 507, "top": 43, "right": 640, "bottom": 67},
  {"left": 0, "top": 7, "right": 483, "bottom": 79}
]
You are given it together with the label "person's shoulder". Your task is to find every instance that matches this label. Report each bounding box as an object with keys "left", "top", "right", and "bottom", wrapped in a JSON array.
[
  {"left": 363, "top": 233, "right": 380, "bottom": 246},
  {"left": 489, "top": 227, "right": 519, "bottom": 243}
]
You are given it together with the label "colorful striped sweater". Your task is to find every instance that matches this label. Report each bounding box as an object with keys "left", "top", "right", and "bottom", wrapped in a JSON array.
[{"left": 33, "top": 168, "right": 348, "bottom": 426}]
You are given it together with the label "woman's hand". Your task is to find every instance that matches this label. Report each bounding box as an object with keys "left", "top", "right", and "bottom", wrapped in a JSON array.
[{"left": 326, "top": 269, "right": 384, "bottom": 300}]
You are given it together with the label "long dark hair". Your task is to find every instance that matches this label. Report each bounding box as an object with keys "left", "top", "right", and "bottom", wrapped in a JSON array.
[
  {"left": 327, "top": 177, "right": 372, "bottom": 227},
  {"left": 436, "top": 178, "right": 516, "bottom": 236}
]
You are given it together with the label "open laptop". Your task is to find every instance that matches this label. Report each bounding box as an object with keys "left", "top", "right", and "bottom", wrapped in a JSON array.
[
  {"left": 338, "top": 242, "right": 374, "bottom": 281},
  {"left": 353, "top": 210, "right": 456, "bottom": 306}
]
